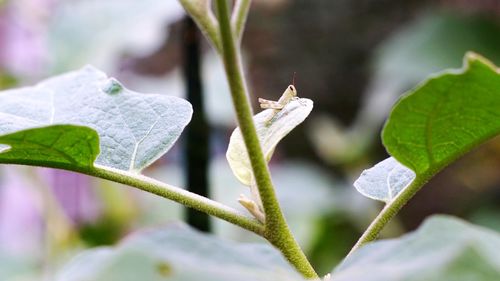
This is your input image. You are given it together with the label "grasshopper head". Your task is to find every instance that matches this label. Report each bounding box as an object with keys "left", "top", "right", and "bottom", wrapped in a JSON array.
[{"left": 287, "top": 85, "right": 297, "bottom": 97}]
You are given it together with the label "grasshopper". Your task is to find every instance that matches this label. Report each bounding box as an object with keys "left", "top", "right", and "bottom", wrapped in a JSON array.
[{"left": 258, "top": 84, "right": 299, "bottom": 124}]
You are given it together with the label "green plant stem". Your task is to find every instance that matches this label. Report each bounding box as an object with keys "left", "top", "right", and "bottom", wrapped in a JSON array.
[
  {"left": 231, "top": 0, "right": 251, "bottom": 41},
  {"left": 348, "top": 175, "right": 430, "bottom": 256},
  {"left": 214, "top": 0, "right": 318, "bottom": 278},
  {"left": 89, "top": 165, "right": 264, "bottom": 236},
  {"left": 179, "top": 0, "right": 222, "bottom": 53}
]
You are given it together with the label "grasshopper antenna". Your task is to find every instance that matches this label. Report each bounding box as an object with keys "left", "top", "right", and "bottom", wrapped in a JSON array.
[{"left": 292, "top": 72, "right": 297, "bottom": 87}]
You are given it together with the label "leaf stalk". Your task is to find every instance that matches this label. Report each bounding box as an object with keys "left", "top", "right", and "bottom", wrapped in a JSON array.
[
  {"left": 90, "top": 165, "right": 265, "bottom": 236},
  {"left": 348, "top": 175, "right": 430, "bottom": 256}
]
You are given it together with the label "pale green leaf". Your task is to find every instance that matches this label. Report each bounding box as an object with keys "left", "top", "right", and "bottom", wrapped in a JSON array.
[
  {"left": 226, "top": 98, "right": 313, "bottom": 186},
  {"left": 0, "top": 66, "right": 192, "bottom": 172},
  {"left": 353, "top": 157, "right": 415, "bottom": 203},
  {"left": 332, "top": 216, "right": 500, "bottom": 281},
  {"left": 56, "top": 224, "right": 304, "bottom": 281}
]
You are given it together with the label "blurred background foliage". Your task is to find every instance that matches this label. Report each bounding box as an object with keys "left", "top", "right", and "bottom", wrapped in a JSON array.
[{"left": 0, "top": 0, "right": 499, "bottom": 279}]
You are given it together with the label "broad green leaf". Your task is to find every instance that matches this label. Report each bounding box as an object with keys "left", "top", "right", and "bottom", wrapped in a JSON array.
[
  {"left": 355, "top": 53, "right": 500, "bottom": 202},
  {"left": 382, "top": 53, "right": 500, "bottom": 177},
  {"left": 332, "top": 215, "right": 500, "bottom": 281},
  {"left": 0, "top": 66, "right": 192, "bottom": 172},
  {"left": 227, "top": 98, "right": 313, "bottom": 186},
  {"left": 56, "top": 223, "right": 304, "bottom": 281},
  {"left": 353, "top": 157, "right": 415, "bottom": 203},
  {"left": 0, "top": 125, "right": 99, "bottom": 172}
]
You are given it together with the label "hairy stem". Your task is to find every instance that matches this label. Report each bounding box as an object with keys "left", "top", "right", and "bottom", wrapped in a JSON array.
[
  {"left": 214, "top": 0, "right": 318, "bottom": 278},
  {"left": 90, "top": 165, "right": 264, "bottom": 236},
  {"left": 348, "top": 176, "right": 430, "bottom": 256}
]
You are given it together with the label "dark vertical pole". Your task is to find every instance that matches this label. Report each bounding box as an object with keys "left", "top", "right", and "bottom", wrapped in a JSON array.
[{"left": 182, "top": 16, "right": 211, "bottom": 232}]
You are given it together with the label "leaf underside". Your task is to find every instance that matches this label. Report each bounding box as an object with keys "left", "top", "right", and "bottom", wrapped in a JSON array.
[
  {"left": 0, "top": 66, "right": 192, "bottom": 172},
  {"left": 56, "top": 223, "right": 303, "bottom": 281},
  {"left": 333, "top": 215, "right": 500, "bottom": 281},
  {"left": 353, "top": 157, "right": 415, "bottom": 203}
]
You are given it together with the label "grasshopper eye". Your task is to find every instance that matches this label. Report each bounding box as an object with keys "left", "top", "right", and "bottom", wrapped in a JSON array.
[{"left": 288, "top": 85, "right": 297, "bottom": 95}]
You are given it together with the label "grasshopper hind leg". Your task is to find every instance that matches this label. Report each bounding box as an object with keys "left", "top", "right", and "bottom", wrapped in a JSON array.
[{"left": 259, "top": 98, "right": 284, "bottom": 109}]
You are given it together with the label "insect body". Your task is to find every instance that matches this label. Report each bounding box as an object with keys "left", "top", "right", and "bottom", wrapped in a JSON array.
[{"left": 258, "top": 85, "right": 298, "bottom": 124}]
